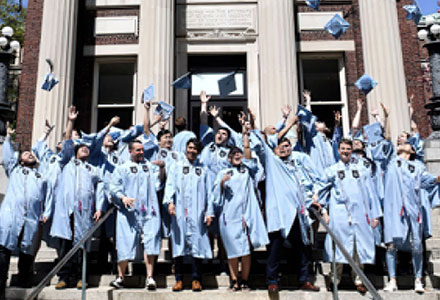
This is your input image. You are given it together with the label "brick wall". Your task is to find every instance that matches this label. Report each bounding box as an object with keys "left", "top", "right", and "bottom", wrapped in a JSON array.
[
  {"left": 15, "top": 0, "right": 44, "bottom": 150},
  {"left": 297, "top": 0, "right": 369, "bottom": 128},
  {"left": 396, "top": 0, "right": 431, "bottom": 138}
]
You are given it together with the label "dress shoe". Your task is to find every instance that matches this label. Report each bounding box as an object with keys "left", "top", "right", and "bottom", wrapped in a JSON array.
[
  {"left": 356, "top": 284, "right": 367, "bottom": 294},
  {"left": 172, "top": 280, "right": 183, "bottom": 292},
  {"left": 300, "top": 281, "right": 320, "bottom": 292},
  {"left": 55, "top": 280, "right": 67, "bottom": 290},
  {"left": 192, "top": 280, "right": 202, "bottom": 292},
  {"left": 268, "top": 283, "right": 279, "bottom": 292},
  {"left": 76, "top": 280, "right": 88, "bottom": 289}
]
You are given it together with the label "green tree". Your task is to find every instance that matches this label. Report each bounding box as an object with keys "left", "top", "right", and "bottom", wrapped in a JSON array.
[{"left": 0, "top": 0, "right": 26, "bottom": 45}]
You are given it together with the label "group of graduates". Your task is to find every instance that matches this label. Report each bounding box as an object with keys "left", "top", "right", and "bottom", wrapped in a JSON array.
[{"left": 0, "top": 90, "right": 440, "bottom": 295}]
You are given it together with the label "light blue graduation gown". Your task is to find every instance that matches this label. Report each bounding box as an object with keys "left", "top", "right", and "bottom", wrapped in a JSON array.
[
  {"left": 163, "top": 159, "right": 212, "bottom": 259},
  {"left": 0, "top": 137, "right": 53, "bottom": 255},
  {"left": 110, "top": 160, "right": 162, "bottom": 261},
  {"left": 209, "top": 158, "right": 268, "bottom": 259},
  {"left": 319, "top": 160, "right": 382, "bottom": 264},
  {"left": 172, "top": 130, "right": 197, "bottom": 153},
  {"left": 408, "top": 133, "right": 425, "bottom": 162},
  {"left": 49, "top": 157, "right": 104, "bottom": 245},
  {"left": 252, "top": 131, "right": 311, "bottom": 243},
  {"left": 383, "top": 157, "right": 439, "bottom": 248}
]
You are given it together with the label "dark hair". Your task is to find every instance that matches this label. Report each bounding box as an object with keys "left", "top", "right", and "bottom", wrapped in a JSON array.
[
  {"left": 186, "top": 138, "right": 202, "bottom": 153},
  {"left": 338, "top": 138, "right": 353, "bottom": 149},
  {"left": 217, "top": 127, "right": 231, "bottom": 139},
  {"left": 278, "top": 137, "right": 291, "bottom": 146},
  {"left": 175, "top": 117, "right": 187, "bottom": 131},
  {"left": 74, "top": 143, "right": 88, "bottom": 156},
  {"left": 157, "top": 129, "right": 172, "bottom": 142},
  {"left": 353, "top": 138, "right": 365, "bottom": 150},
  {"left": 129, "top": 139, "right": 143, "bottom": 150},
  {"left": 228, "top": 146, "right": 243, "bottom": 159}
]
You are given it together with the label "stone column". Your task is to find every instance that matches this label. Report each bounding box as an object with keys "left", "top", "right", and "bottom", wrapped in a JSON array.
[
  {"left": 136, "top": 0, "right": 174, "bottom": 125},
  {"left": 358, "top": 0, "right": 410, "bottom": 141},
  {"left": 258, "top": 0, "right": 299, "bottom": 128},
  {"left": 31, "top": 0, "right": 79, "bottom": 148}
]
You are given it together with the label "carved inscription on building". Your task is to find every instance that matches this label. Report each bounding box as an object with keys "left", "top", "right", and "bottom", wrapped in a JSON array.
[{"left": 176, "top": 4, "right": 258, "bottom": 37}]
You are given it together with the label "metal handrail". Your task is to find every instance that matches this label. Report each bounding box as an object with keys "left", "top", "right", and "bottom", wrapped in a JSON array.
[
  {"left": 309, "top": 207, "right": 383, "bottom": 300},
  {"left": 25, "top": 206, "right": 116, "bottom": 300}
]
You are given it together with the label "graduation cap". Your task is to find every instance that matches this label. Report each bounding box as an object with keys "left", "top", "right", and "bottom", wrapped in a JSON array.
[
  {"left": 143, "top": 83, "right": 154, "bottom": 103},
  {"left": 403, "top": 1, "right": 422, "bottom": 25},
  {"left": 41, "top": 59, "right": 59, "bottom": 92},
  {"left": 172, "top": 72, "right": 191, "bottom": 89},
  {"left": 218, "top": 72, "right": 237, "bottom": 96},
  {"left": 324, "top": 14, "right": 350, "bottom": 38},
  {"left": 108, "top": 127, "right": 124, "bottom": 140},
  {"left": 305, "top": 0, "right": 319, "bottom": 10},
  {"left": 355, "top": 74, "right": 378, "bottom": 95},
  {"left": 297, "top": 105, "right": 318, "bottom": 126},
  {"left": 363, "top": 122, "right": 383, "bottom": 144},
  {"left": 155, "top": 101, "right": 174, "bottom": 120}
]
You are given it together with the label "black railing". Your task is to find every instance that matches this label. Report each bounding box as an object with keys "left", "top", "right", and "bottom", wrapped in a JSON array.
[
  {"left": 25, "top": 206, "right": 116, "bottom": 300},
  {"left": 309, "top": 207, "right": 383, "bottom": 300}
]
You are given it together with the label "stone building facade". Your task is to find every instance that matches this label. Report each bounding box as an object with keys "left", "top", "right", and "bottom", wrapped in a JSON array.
[{"left": 15, "top": 0, "right": 431, "bottom": 149}]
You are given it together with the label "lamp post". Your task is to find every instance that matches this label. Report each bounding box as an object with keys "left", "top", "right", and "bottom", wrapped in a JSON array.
[
  {"left": 418, "top": 12, "right": 440, "bottom": 175},
  {"left": 0, "top": 26, "right": 20, "bottom": 137}
]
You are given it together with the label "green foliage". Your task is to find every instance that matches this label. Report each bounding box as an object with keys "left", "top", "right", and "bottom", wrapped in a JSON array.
[{"left": 0, "top": 0, "right": 26, "bottom": 45}]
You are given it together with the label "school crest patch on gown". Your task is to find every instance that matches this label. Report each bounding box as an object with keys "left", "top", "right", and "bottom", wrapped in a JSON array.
[
  {"left": 352, "top": 170, "right": 360, "bottom": 179},
  {"left": 142, "top": 165, "right": 149, "bottom": 173},
  {"left": 113, "top": 156, "right": 118, "bottom": 164},
  {"left": 183, "top": 166, "right": 190, "bottom": 174},
  {"left": 130, "top": 166, "right": 138, "bottom": 174},
  {"left": 337, "top": 170, "right": 345, "bottom": 180},
  {"left": 22, "top": 169, "right": 29, "bottom": 175},
  {"left": 219, "top": 150, "right": 227, "bottom": 158},
  {"left": 195, "top": 167, "right": 202, "bottom": 176},
  {"left": 408, "top": 164, "right": 415, "bottom": 173}
]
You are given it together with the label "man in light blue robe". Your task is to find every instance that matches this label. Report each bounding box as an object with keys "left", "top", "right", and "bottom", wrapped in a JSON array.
[
  {"left": 252, "top": 128, "right": 321, "bottom": 292},
  {"left": 109, "top": 140, "right": 165, "bottom": 290},
  {"left": 0, "top": 127, "right": 53, "bottom": 291},
  {"left": 382, "top": 143, "right": 440, "bottom": 293},
  {"left": 319, "top": 138, "right": 382, "bottom": 294},
  {"left": 163, "top": 138, "right": 212, "bottom": 292},
  {"left": 209, "top": 125, "right": 268, "bottom": 291},
  {"left": 48, "top": 107, "right": 106, "bottom": 289}
]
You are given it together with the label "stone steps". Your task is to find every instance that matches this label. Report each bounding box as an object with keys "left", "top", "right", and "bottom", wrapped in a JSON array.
[{"left": 5, "top": 287, "right": 440, "bottom": 300}]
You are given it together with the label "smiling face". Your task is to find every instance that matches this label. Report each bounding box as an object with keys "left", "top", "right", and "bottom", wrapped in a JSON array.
[
  {"left": 215, "top": 129, "right": 229, "bottom": 145},
  {"left": 186, "top": 142, "right": 199, "bottom": 163},
  {"left": 276, "top": 140, "right": 292, "bottom": 159},
  {"left": 397, "top": 132, "right": 410, "bottom": 146},
  {"left": 159, "top": 133, "right": 173, "bottom": 149},
  {"left": 338, "top": 141, "right": 353, "bottom": 164},
  {"left": 228, "top": 149, "right": 243, "bottom": 166},
  {"left": 19, "top": 151, "right": 37, "bottom": 167},
  {"left": 76, "top": 145, "right": 90, "bottom": 160},
  {"left": 129, "top": 142, "right": 144, "bottom": 163}
]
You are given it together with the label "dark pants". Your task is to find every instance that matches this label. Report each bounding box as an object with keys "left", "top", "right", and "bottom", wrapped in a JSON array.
[
  {"left": 57, "top": 238, "right": 83, "bottom": 283},
  {"left": 266, "top": 217, "right": 310, "bottom": 285},
  {"left": 174, "top": 256, "right": 202, "bottom": 282},
  {"left": 0, "top": 245, "right": 34, "bottom": 290}
]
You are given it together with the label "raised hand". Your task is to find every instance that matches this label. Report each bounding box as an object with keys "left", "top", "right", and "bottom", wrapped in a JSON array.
[
  {"left": 303, "top": 90, "right": 311, "bottom": 103},
  {"left": 6, "top": 122, "right": 15, "bottom": 137},
  {"left": 209, "top": 105, "right": 220, "bottom": 118},
  {"left": 334, "top": 111, "right": 341, "bottom": 126},
  {"left": 282, "top": 105, "right": 292, "bottom": 119},
  {"left": 357, "top": 98, "right": 365, "bottom": 111},
  {"left": 109, "top": 116, "right": 120, "bottom": 127},
  {"left": 247, "top": 107, "right": 256, "bottom": 129},
  {"left": 200, "top": 90, "right": 211, "bottom": 104},
  {"left": 68, "top": 105, "right": 78, "bottom": 121},
  {"left": 238, "top": 111, "right": 247, "bottom": 126},
  {"left": 380, "top": 102, "right": 389, "bottom": 117}
]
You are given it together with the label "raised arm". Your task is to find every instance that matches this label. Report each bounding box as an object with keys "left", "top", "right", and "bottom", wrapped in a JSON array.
[
  {"left": 64, "top": 106, "right": 78, "bottom": 140},
  {"left": 351, "top": 98, "right": 364, "bottom": 135},
  {"left": 2, "top": 124, "right": 18, "bottom": 176},
  {"left": 200, "top": 90, "right": 211, "bottom": 126},
  {"left": 380, "top": 102, "right": 391, "bottom": 140},
  {"left": 408, "top": 94, "right": 419, "bottom": 134},
  {"left": 242, "top": 113, "right": 252, "bottom": 159},
  {"left": 277, "top": 115, "right": 298, "bottom": 141},
  {"left": 144, "top": 102, "right": 151, "bottom": 136}
]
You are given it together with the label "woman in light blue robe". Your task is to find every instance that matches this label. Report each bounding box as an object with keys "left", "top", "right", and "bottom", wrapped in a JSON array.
[
  {"left": 0, "top": 136, "right": 53, "bottom": 290},
  {"left": 109, "top": 146, "right": 163, "bottom": 288},
  {"left": 209, "top": 145, "right": 268, "bottom": 290},
  {"left": 383, "top": 150, "right": 439, "bottom": 292}
]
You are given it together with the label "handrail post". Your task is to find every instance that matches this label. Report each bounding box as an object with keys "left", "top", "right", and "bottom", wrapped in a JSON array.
[
  {"left": 81, "top": 245, "right": 87, "bottom": 300},
  {"left": 332, "top": 240, "right": 338, "bottom": 300}
]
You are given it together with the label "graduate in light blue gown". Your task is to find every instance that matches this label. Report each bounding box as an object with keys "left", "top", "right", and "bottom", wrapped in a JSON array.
[
  {"left": 319, "top": 139, "right": 382, "bottom": 292},
  {"left": 251, "top": 115, "right": 321, "bottom": 291},
  {"left": 209, "top": 123, "right": 268, "bottom": 291},
  {"left": 382, "top": 143, "right": 440, "bottom": 293},
  {"left": 0, "top": 125, "right": 53, "bottom": 290},
  {"left": 47, "top": 106, "right": 105, "bottom": 289},
  {"left": 163, "top": 138, "right": 212, "bottom": 292},
  {"left": 172, "top": 117, "right": 196, "bottom": 153},
  {"left": 109, "top": 139, "right": 165, "bottom": 290}
]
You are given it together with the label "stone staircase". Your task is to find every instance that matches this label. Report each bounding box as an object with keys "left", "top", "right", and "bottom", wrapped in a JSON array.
[{"left": 5, "top": 209, "right": 440, "bottom": 299}]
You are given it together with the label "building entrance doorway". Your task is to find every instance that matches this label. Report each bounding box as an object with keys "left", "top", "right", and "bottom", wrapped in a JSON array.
[{"left": 187, "top": 54, "right": 247, "bottom": 135}]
